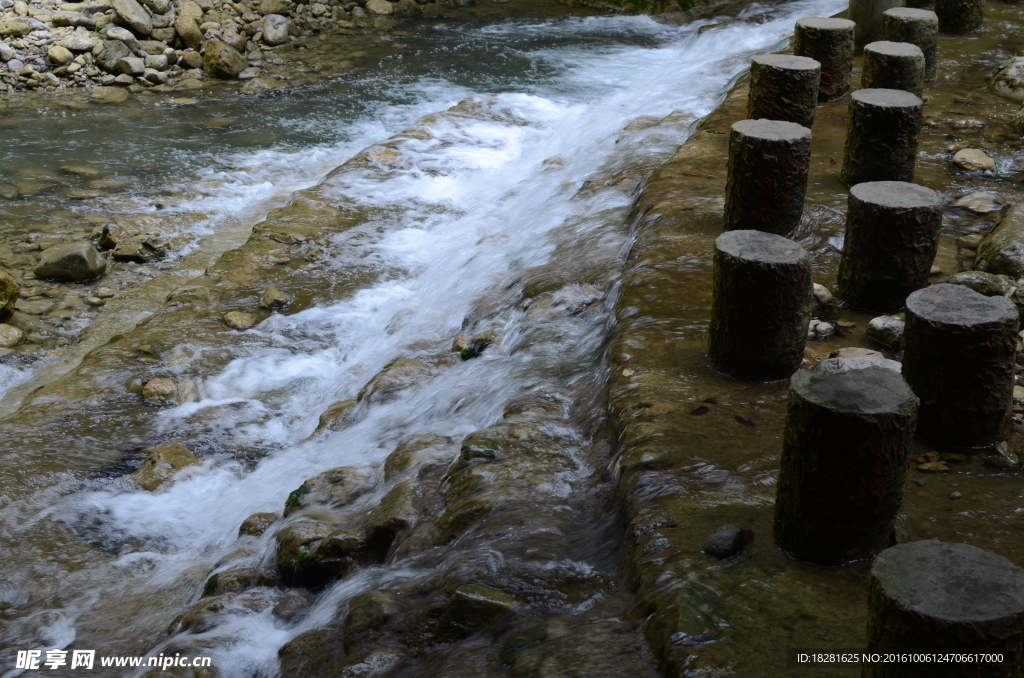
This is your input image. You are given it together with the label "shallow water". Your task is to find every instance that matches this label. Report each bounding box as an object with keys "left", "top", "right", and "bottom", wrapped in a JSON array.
[{"left": 0, "top": 2, "right": 860, "bottom": 675}]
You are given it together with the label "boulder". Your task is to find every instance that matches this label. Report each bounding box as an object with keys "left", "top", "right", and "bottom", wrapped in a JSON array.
[
  {"left": 344, "top": 590, "right": 402, "bottom": 651},
  {"left": 175, "top": 13, "right": 204, "bottom": 50},
  {"left": 204, "top": 39, "right": 247, "bottom": 78},
  {"left": 180, "top": 50, "right": 203, "bottom": 69},
  {"left": 0, "top": 271, "right": 19, "bottom": 321},
  {"left": 96, "top": 39, "right": 132, "bottom": 73},
  {"left": 110, "top": 0, "right": 152, "bottom": 34},
  {"left": 144, "top": 53, "right": 168, "bottom": 71},
  {"left": 180, "top": 0, "right": 204, "bottom": 21},
  {"left": 953, "top": 148, "right": 995, "bottom": 172},
  {"left": 261, "top": 13, "right": 288, "bottom": 46},
  {"left": 278, "top": 628, "right": 347, "bottom": 677},
  {"left": 436, "top": 585, "right": 517, "bottom": 640},
  {"left": 275, "top": 515, "right": 364, "bottom": 587},
  {"left": 104, "top": 26, "right": 142, "bottom": 53},
  {"left": 112, "top": 236, "right": 166, "bottom": 262},
  {"left": 283, "top": 466, "right": 373, "bottom": 517},
  {"left": 976, "top": 204, "right": 1024, "bottom": 278},
  {"left": 46, "top": 44, "right": 74, "bottom": 64},
  {"left": 34, "top": 242, "right": 107, "bottom": 282},
  {"left": 866, "top": 315, "right": 904, "bottom": 349},
  {"left": 131, "top": 442, "right": 201, "bottom": 491},
  {"left": 0, "top": 324, "right": 22, "bottom": 348},
  {"left": 222, "top": 27, "right": 247, "bottom": 53},
  {"left": 992, "top": 56, "right": 1024, "bottom": 103},
  {"left": 260, "top": 284, "right": 292, "bottom": 308},
  {"left": 51, "top": 11, "right": 95, "bottom": 28},
  {"left": 936, "top": 270, "right": 1013, "bottom": 297},
  {"left": 365, "top": 481, "right": 418, "bottom": 558},
  {"left": 239, "top": 512, "right": 278, "bottom": 536},
  {"left": 314, "top": 399, "right": 357, "bottom": 434}
]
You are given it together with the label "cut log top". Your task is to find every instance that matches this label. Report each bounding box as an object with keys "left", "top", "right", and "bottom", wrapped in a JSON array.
[
  {"left": 715, "top": 229, "right": 808, "bottom": 265},
  {"left": 751, "top": 54, "right": 821, "bottom": 72},
  {"left": 907, "top": 283, "right": 1018, "bottom": 326},
  {"left": 791, "top": 365, "right": 917, "bottom": 415},
  {"left": 864, "top": 40, "right": 926, "bottom": 59},
  {"left": 731, "top": 118, "right": 811, "bottom": 142},
  {"left": 852, "top": 88, "right": 924, "bottom": 109},
  {"left": 872, "top": 540, "right": 1024, "bottom": 623},
  {"left": 850, "top": 181, "right": 941, "bottom": 209},
  {"left": 884, "top": 7, "right": 939, "bottom": 24},
  {"left": 796, "top": 17, "right": 855, "bottom": 31}
]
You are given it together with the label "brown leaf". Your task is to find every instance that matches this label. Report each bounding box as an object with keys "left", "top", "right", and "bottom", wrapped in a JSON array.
[
  {"left": 690, "top": 406, "right": 710, "bottom": 415},
  {"left": 735, "top": 416, "right": 757, "bottom": 427}
]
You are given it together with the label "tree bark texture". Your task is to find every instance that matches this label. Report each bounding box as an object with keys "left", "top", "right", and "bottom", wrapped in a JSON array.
[
  {"left": 747, "top": 54, "right": 821, "bottom": 128},
  {"left": 841, "top": 88, "right": 923, "bottom": 186},
  {"left": 850, "top": 0, "right": 904, "bottom": 52},
  {"left": 883, "top": 8, "right": 939, "bottom": 79},
  {"left": 794, "top": 18, "right": 855, "bottom": 101},
  {"left": 862, "top": 41, "right": 926, "bottom": 97},
  {"left": 935, "top": 0, "right": 984, "bottom": 34}
]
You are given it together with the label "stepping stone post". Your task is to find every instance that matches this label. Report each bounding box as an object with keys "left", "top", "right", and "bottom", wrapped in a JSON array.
[
  {"left": 794, "top": 17, "right": 856, "bottom": 101},
  {"left": 849, "top": 0, "right": 903, "bottom": 52},
  {"left": 709, "top": 230, "right": 812, "bottom": 381},
  {"left": 935, "top": 0, "right": 983, "bottom": 34},
  {"left": 837, "top": 181, "right": 942, "bottom": 312},
  {"left": 774, "top": 366, "right": 918, "bottom": 565},
  {"left": 883, "top": 7, "right": 939, "bottom": 80},
  {"left": 864, "top": 540, "right": 1024, "bottom": 677},
  {"left": 724, "top": 119, "right": 811, "bottom": 235},
  {"left": 747, "top": 54, "right": 821, "bottom": 128},
  {"left": 840, "top": 88, "right": 923, "bottom": 186},
  {"left": 862, "top": 41, "right": 926, "bottom": 97},
  {"left": 903, "top": 284, "right": 1018, "bottom": 447}
]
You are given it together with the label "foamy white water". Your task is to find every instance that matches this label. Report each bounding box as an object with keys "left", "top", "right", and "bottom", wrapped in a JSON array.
[{"left": 1, "top": 2, "right": 846, "bottom": 675}]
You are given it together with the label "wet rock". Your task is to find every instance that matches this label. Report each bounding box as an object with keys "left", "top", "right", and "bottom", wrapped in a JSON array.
[
  {"left": 0, "top": 271, "right": 19, "bottom": 321},
  {"left": 260, "top": 284, "right": 292, "bottom": 309},
  {"left": 991, "top": 56, "right": 1024, "bottom": 103},
  {"left": 240, "top": 77, "right": 277, "bottom": 94},
  {"left": 808, "top": 319, "right": 834, "bottom": 339},
  {"left": 704, "top": 524, "right": 744, "bottom": 559},
  {"left": 110, "top": 0, "right": 152, "bottom": 34},
  {"left": 224, "top": 311, "right": 256, "bottom": 330},
  {"left": 813, "top": 355, "right": 902, "bottom": 375},
  {"left": 867, "top": 315, "right": 904, "bottom": 349},
  {"left": 953, "top": 191, "right": 1002, "bottom": 215},
  {"left": 811, "top": 282, "right": 835, "bottom": 317},
  {"left": 34, "top": 242, "right": 107, "bottom": 282},
  {"left": 936, "top": 270, "right": 1013, "bottom": 297},
  {"left": 239, "top": 511, "right": 278, "bottom": 536},
  {"left": 203, "top": 567, "right": 269, "bottom": 597},
  {"left": 383, "top": 434, "right": 452, "bottom": 481},
  {"left": 829, "top": 347, "right": 883, "bottom": 359},
  {"left": 393, "top": 0, "right": 420, "bottom": 16},
  {"left": 459, "top": 330, "right": 499, "bottom": 359},
  {"left": 175, "top": 14, "right": 204, "bottom": 50},
  {"left": 131, "top": 442, "right": 202, "bottom": 491},
  {"left": 272, "top": 590, "right": 312, "bottom": 622},
  {"left": 261, "top": 13, "right": 288, "bottom": 46},
  {"left": 141, "top": 377, "right": 177, "bottom": 404},
  {"left": 204, "top": 39, "right": 247, "bottom": 78},
  {"left": 436, "top": 584, "right": 517, "bottom": 640},
  {"left": 365, "top": 481, "right": 418, "bottom": 558},
  {"left": 46, "top": 44, "right": 74, "bottom": 64},
  {"left": 0, "top": 324, "right": 22, "bottom": 348},
  {"left": 953, "top": 148, "right": 995, "bottom": 172},
  {"left": 344, "top": 590, "right": 402, "bottom": 650},
  {"left": 278, "top": 627, "right": 346, "bottom": 677},
  {"left": 283, "top": 466, "right": 373, "bottom": 517},
  {"left": 276, "top": 516, "right": 363, "bottom": 587},
  {"left": 357, "top": 357, "right": 431, "bottom": 404},
  {"left": 451, "top": 333, "right": 471, "bottom": 353},
  {"left": 335, "top": 648, "right": 405, "bottom": 677},
  {"left": 976, "top": 204, "right": 1024, "bottom": 278},
  {"left": 314, "top": 399, "right": 357, "bottom": 434},
  {"left": 178, "top": 590, "right": 275, "bottom": 633},
  {"left": 985, "top": 441, "right": 1020, "bottom": 469}
]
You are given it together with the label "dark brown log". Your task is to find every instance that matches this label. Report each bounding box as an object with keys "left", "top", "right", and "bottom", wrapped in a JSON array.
[
  {"left": 774, "top": 366, "right": 918, "bottom": 565},
  {"left": 935, "top": 0, "right": 984, "bottom": 34},
  {"left": 850, "top": 0, "right": 904, "bottom": 52},
  {"left": 840, "top": 88, "right": 924, "bottom": 186},
  {"left": 794, "top": 17, "right": 856, "bottom": 101},
  {"left": 747, "top": 54, "right": 821, "bottom": 128},
  {"left": 862, "top": 41, "right": 926, "bottom": 97},
  {"left": 709, "top": 230, "right": 812, "bottom": 381},
  {"left": 903, "top": 283, "right": 1019, "bottom": 447},
  {"left": 837, "top": 181, "right": 942, "bottom": 312},
  {"left": 883, "top": 8, "right": 939, "bottom": 80},
  {"left": 864, "top": 540, "right": 1024, "bottom": 678},
  {"left": 724, "top": 119, "right": 811, "bottom": 235}
]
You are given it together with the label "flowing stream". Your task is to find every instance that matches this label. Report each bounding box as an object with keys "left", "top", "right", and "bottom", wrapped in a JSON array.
[{"left": 0, "top": 1, "right": 847, "bottom": 675}]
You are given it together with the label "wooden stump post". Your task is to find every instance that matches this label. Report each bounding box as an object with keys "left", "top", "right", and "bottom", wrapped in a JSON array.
[
  {"left": 774, "top": 366, "right": 918, "bottom": 565},
  {"left": 862, "top": 41, "right": 926, "bottom": 97},
  {"left": 794, "top": 18, "right": 856, "bottom": 101},
  {"left": 837, "top": 181, "right": 942, "bottom": 312},
  {"left": 709, "top": 230, "right": 812, "bottom": 381},
  {"left": 724, "top": 119, "right": 811, "bottom": 234},
  {"left": 883, "top": 8, "right": 940, "bottom": 80},
  {"left": 840, "top": 89, "right": 924, "bottom": 186},
  {"left": 747, "top": 54, "right": 821, "bottom": 128},
  {"left": 850, "top": 0, "right": 904, "bottom": 52},
  {"left": 935, "top": 0, "right": 984, "bottom": 34},
  {"left": 864, "top": 540, "right": 1024, "bottom": 677},
  {"left": 903, "top": 284, "right": 1019, "bottom": 447}
]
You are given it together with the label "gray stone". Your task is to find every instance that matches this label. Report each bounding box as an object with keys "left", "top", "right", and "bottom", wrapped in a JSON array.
[
  {"left": 953, "top": 190, "right": 1002, "bottom": 215},
  {"left": 261, "top": 13, "right": 287, "bottom": 46},
  {"left": 976, "top": 204, "right": 1024, "bottom": 278},
  {"left": 115, "top": 55, "right": 144, "bottom": 75},
  {"left": 0, "top": 43, "right": 13, "bottom": 61},
  {"left": 936, "top": 270, "right": 1013, "bottom": 297},
  {"left": 813, "top": 355, "right": 903, "bottom": 375},
  {"left": 203, "top": 38, "right": 246, "bottom": 78},
  {"left": 436, "top": 585, "right": 517, "bottom": 640},
  {"left": 104, "top": 25, "right": 141, "bottom": 53},
  {"left": 34, "top": 242, "right": 107, "bottom": 282},
  {"left": 260, "top": 284, "right": 292, "bottom": 309},
  {"left": 705, "top": 524, "right": 744, "bottom": 559},
  {"left": 985, "top": 441, "right": 1020, "bottom": 469},
  {"left": 867, "top": 315, "right": 904, "bottom": 348},
  {"left": 992, "top": 56, "right": 1024, "bottom": 104},
  {"left": 110, "top": 0, "right": 151, "bottom": 34},
  {"left": 811, "top": 282, "right": 834, "bottom": 317},
  {"left": 144, "top": 53, "right": 167, "bottom": 70},
  {"left": 61, "top": 35, "right": 95, "bottom": 52},
  {"left": 953, "top": 148, "right": 995, "bottom": 172},
  {"left": 95, "top": 39, "right": 131, "bottom": 72}
]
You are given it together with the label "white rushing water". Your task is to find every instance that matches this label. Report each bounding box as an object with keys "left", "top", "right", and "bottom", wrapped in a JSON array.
[{"left": 3, "top": 2, "right": 847, "bottom": 675}]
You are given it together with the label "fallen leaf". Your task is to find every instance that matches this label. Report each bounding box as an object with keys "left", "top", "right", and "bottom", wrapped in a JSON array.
[
  {"left": 691, "top": 406, "right": 710, "bottom": 415},
  {"left": 835, "top": 319, "right": 856, "bottom": 328},
  {"left": 735, "top": 416, "right": 757, "bottom": 427},
  {"left": 917, "top": 462, "right": 949, "bottom": 472},
  {"left": 925, "top": 451, "right": 941, "bottom": 462},
  {"left": 703, "top": 398, "right": 719, "bottom": 404}
]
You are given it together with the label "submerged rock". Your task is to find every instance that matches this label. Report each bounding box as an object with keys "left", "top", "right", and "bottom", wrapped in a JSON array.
[
  {"left": 283, "top": 466, "right": 373, "bottom": 517},
  {"left": 344, "top": 590, "right": 402, "bottom": 650},
  {"left": 365, "top": 481, "right": 418, "bottom": 558},
  {"left": 260, "top": 284, "right": 292, "bottom": 309},
  {"left": 314, "top": 399, "right": 357, "bottom": 435},
  {"left": 0, "top": 271, "right": 19, "bottom": 321},
  {"left": 705, "top": 524, "right": 744, "bottom": 559},
  {"left": 953, "top": 191, "right": 1002, "bottom": 215},
  {"left": 866, "top": 315, "right": 904, "bottom": 349},
  {"left": 436, "top": 584, "right": 518, "bottom": 640},
  {"left": 976, "top": 204, "right": 1024, "bottom": 278},
  {"left": 335, "top": 648, "right": 405, "bottom": 677},
  {"left": 131, "top": 442, "right": 201, "bottom": 491},
  {"left": 142, "top": 377, "right": 177, "bottom": 404},
  {"left": 276, "top": 515, "right": 365, "bottom": 587},
  {"left": 953, "top": 148, "right": 995, "bottom": 172},
  {"left": 34, "top": 242, "right": 107, "bottom": 282},
  {"left": 357, "top": 358, "right": 432, "bottom": 404},
  {"left": 224, "top": 311, "right": 256, "bottom": 330},
  {"left": 239, "top": 512, "right": 278, "bottom": 536}
]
